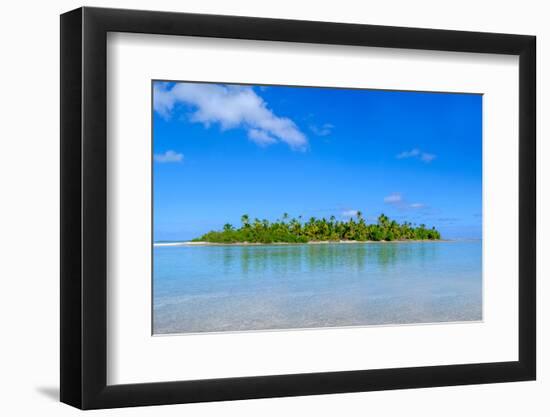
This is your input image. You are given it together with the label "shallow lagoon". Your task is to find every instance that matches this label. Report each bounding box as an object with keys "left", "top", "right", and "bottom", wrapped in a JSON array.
[{"left": 153, "top": 240, "right": 482, "bottom": 334}]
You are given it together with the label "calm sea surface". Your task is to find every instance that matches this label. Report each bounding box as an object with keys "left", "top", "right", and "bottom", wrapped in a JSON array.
[{"left": 153, "top": 241, "right": 482, "bottom": 334}]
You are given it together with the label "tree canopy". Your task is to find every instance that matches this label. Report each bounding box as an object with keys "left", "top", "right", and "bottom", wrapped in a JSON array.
[{"left": 193, "top": 213, "right": 441, "bottom": 244}]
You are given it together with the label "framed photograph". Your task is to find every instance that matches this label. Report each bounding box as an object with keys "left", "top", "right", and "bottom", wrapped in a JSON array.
[{"left": 60, "top": 7, "right": 536, "bottom": 409}]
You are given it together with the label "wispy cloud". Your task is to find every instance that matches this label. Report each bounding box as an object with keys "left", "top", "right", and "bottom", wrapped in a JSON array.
[
  {"left": 396, "top": 148, "right": 436, "bottom": 163},
  {"left": 396, "top": 149, "right": 420, "bottom": 159},
  {"left": 309, "top": 123, "right": 334, "bottom": 136},
  {"left": 248, "top": 129, "right": 277, "bottom": 146},
  {"left": 342, "top": 209, "right": 359, "bottom": 217},
  {"left": 384, "top": 193, "right": 427, "bottom": 210},
  {"left": 384, "top": 193, "right": 403, "bottom": 204},
  {"left": 154, "top": 150, "right": 184, "bottom": 163},
  {"left": 154, "top": 82, "right": 308, "bottom": 151},
  {"left": 420, "top": 153, "right": 436, "bottom": 163}
]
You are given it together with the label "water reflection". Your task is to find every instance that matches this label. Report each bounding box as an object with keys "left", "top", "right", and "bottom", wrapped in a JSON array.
[{"left": 214, "top": 242, "right": 440, "bottom": 277}]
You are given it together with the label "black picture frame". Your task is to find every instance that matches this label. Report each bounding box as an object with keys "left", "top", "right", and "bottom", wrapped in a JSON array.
[{"left": 60, "top": 6, "right": 536, "bottom": 410}]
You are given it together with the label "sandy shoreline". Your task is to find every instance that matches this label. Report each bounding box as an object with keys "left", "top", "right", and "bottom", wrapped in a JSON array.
[{"left": 153, "top": 239, "right": 455, "bottom": 247}]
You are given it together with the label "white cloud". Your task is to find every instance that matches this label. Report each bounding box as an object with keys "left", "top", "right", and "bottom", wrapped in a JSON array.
[
  {"left": 309, "top": 123, "right": 334, "bottom": 136},
  {"left": 384, "top": 193, "right": 403, "bottom": 204},
  {"left": 396, "top": 148, "right": 436, "bottom": 163},
  {"left": 248, "top": 129, "right": 277, "bottom": 146},
  {"left": 396, "top": 149, "right": 421, "bottom": 159},
  {"left": 342, "top": 209, "right": 359, "bottom": 217},
  {"left": 154, "top": 82, "right": 307, "bottom": 151},
  {"left": 420, "top": 153, "right": 436, "bottom": 163},
  {"left": 384, "top": 193, "right": 427, "bottom": 210},
  {"left": 154, "top": 150, "right": 184, "bottom": 163}
]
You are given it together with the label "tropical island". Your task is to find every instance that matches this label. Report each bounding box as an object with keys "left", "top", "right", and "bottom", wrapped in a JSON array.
[{"left": 192, "top": 213, "right": 441, "bottom": 244}]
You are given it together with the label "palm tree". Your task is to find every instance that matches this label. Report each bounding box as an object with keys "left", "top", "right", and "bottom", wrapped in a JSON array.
[
  {"left": 193, "top": 212, "right": 441, "bottom": 243},
  {"left": 378, "top": 213, "right": 389, "bottom": 227}
]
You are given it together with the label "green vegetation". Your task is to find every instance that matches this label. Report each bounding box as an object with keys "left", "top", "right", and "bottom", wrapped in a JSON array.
[{"left": 193, "top": 213, "right": 441, "bottom": 244}]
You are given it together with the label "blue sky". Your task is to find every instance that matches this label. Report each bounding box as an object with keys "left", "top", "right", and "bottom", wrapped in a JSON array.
[{"left": 153, "top": 81, "right": 482, "bottom": 241}]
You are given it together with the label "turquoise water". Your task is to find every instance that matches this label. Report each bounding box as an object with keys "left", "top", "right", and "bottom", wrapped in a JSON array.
[{"left": 153, "top": 241, "right": 482, "bottom": 334}]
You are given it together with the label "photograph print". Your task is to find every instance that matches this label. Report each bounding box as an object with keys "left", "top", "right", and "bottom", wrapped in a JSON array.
[{"left": 152, "top": 81, "right": 482, "bottom": 335}]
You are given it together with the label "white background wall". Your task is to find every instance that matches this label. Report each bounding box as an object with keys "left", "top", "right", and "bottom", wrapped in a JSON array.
[{"left": 0, "top": 0, "right": 545, "bottom": 415}]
